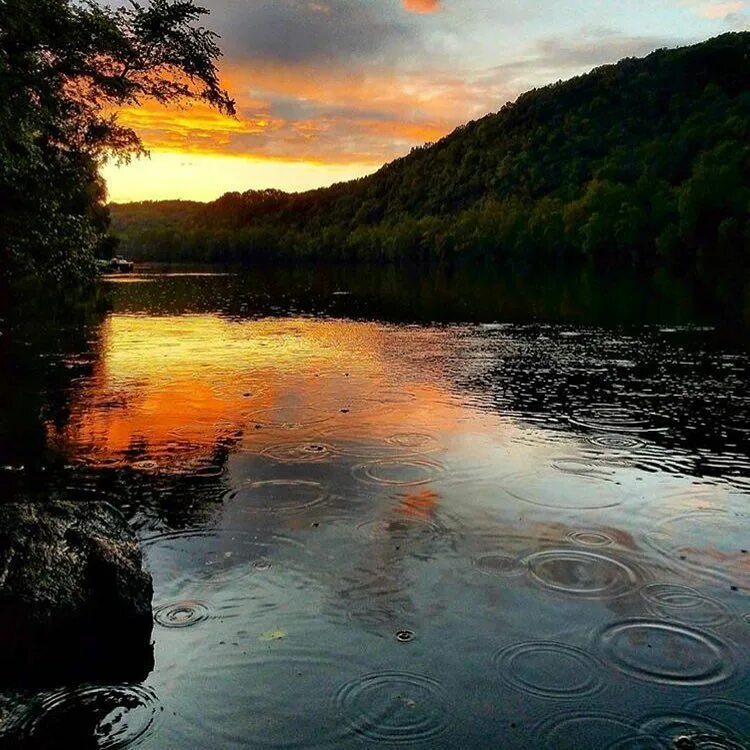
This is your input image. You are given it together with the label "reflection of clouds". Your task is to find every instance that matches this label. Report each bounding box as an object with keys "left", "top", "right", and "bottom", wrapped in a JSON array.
[
  {"left": 47, "top": 307, "right": 750, "bottom": 604},
  {"left": 39, "top": 296, "right": 750, "bottom": 750},
  {"left": 45, "top": 315, "right": 473, "bottom": 472},
  {"left": 397, "top": 489, "right": 439, "bottom": 520}
]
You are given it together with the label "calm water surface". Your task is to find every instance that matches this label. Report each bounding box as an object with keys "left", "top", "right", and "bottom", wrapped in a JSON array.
[{"left": 1, "top": 268, "right": 749, "bottom": 749}]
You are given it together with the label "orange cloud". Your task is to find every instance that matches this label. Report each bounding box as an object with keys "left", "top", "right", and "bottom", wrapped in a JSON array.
[
  {"left": 403, "top": 0, "right": 441, "bottom": 12},
  {"left": 111, "top": 60, "right": 510, "bottom": 167}
]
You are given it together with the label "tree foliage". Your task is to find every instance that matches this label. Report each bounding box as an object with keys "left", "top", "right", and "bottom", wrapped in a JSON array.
[
  {"left": 113, "top": 33, "right": 750, "bottom": 276},
  {"left": 0, "top": 0, "right": 233, "bottom": 294}
]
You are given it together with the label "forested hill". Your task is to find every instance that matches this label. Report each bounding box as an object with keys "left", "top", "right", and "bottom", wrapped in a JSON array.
[{"left": 111, "top": 32, "right": 750, "bottom": 272}]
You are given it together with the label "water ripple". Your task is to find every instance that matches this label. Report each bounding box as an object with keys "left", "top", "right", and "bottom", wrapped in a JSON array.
[
  {"left": 569, "top": 405, "right": 671, "bottom": 434},
  {"left": 472, "top": 553, "right": 525, "bottom": 577},
  {"left": 154, "top": 600, "right": 212, "bottom": 628},
  {"left": 524, "top": 549, "right": 642, "bottom": 599},
  {"left": 588, "top": 434, "right": 646, "bottom": 450},
  {"left": 5, "top": 684, "right": 160, "bottom": 749},
  {"left": 352, "top": 458, "right": 445, "bottom": 487},
  {"left": 223, "top": 479, "right": 329, "bottom": 514},
  {"left": 260, "top": 441, "right": 337, "bottom": 463},
  {"left": 640, "top": 713, "right": 744, "bottom": 749},
  {"left": 386, "top": 432, "right": 440, "bottom": 451},
  {"left": 640, "top": 583, "right": 734, "bottom": 628},
  {"left": 536, "top": 710, "right": 638, "bottom": 750},
  {"left": 180, "top": 646, "right": 358, "bottom": 750},
  {"left": 492, "top": 641, "right": 602, "bottom": 699},
  {"left": 566, "top": 529, "right": 617, "bottom": 548},
  {"left": 685, "top": 698, "right": 750, "bottom": 740},
  {"left": 502, "top": 470, "right": 624, "bottom": 510},
  {"left": 364, "top": 389, "right": 418, "bottom": 406},
  {"left": 552, "top": 457, "right": 617, "bottom": 478},
  {"left": 606, "top": 737, "right": 663, "bottom": 749},
  {"left": 334, "top": 671, "right": 449, "bottom": 744},
  {"left": 597, "top": 619, "right": 733, "bottom": 686},
  {"left": 247, "top": 406, "right": 332, "bottom": 429}
]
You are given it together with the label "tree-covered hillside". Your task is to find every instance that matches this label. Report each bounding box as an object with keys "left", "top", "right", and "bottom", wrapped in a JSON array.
[{"left": 111, "top": 32, "right": 750, "bottom": 273}]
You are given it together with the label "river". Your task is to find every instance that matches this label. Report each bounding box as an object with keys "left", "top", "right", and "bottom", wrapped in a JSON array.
[{"left": 1, "top": 266, "right": 749, "bottom": 749}]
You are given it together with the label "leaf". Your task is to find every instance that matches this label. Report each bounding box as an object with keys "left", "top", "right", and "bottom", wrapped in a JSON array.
[{"left": 258, "top": 628, "right": 287, "bottom": 642}]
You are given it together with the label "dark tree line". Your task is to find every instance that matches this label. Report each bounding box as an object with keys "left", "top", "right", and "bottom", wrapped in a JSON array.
[
  {"left": 0, "top": 0, "right": 233, "bottom": 304},
  {"left": 112, "top": 32, "right": 750, "bottom": 276}
]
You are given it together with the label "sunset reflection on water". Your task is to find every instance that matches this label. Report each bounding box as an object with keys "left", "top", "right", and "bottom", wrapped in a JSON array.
[
  {"left": 19, "top": 272, "right": 750, "bottom": 750},
  {"left": 46, "top": 313, "right": 505, "bottom": 478}
]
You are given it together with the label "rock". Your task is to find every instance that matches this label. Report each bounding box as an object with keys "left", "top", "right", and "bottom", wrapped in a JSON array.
[
  {"left": 673, "top": 737, "right": 698, "bottom": 750},
  {"left": 0, "top": 501, "right": 153, "bottom": 687}
]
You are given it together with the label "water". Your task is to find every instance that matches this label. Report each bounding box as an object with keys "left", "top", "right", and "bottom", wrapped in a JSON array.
[{"left": 1, "top": 266, "right": 749, "bottom": 749}]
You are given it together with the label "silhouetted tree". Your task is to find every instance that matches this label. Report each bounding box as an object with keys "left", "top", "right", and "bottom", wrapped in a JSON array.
[{"left": 0, "top": 0, "right": 234, "bottom": 297}]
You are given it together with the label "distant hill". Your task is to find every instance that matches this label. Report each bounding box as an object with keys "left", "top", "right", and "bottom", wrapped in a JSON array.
[{"left": 110, "top": 32, "right": 750, "bottom": 273}]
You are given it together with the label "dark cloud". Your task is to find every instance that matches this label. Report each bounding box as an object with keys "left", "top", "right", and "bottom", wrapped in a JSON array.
[{"left": 202, "top": 0, "right": 425, "bottom": 65}]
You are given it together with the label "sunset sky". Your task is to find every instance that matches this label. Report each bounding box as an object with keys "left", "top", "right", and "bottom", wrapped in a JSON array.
[{"left": 103, "top": 0, "right": 749, "bottom": 203}]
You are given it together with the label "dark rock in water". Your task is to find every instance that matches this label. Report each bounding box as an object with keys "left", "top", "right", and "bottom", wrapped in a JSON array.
[
  {"left": 0, "top": 502, "right": 153, "bottom": 687},
  {"left": 673, "top": 737, "right": 698, "bottom": 750}
]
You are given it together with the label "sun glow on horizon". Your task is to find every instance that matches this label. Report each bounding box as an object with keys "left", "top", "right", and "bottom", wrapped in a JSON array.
[{"left": 102, "top": 150, "right": 380, "bottom": 203}]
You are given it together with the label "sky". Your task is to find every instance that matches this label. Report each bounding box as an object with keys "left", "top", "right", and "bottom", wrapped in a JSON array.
[{"left": 102, "top": 0, "right": 749, "bottom": 203}]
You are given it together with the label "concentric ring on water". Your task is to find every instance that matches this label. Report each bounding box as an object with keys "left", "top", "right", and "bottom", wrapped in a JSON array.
[
  {"left": 363, "top": 389, "right": 418, "bottom": 405},
  {"left": 502, "top": 470, "right": 624, "bottom": 510},
  {"left": 597, "top": 619, "right": 733, "bottom": 686},
  {"left": 640, "top": 583, "right": 734, "bottom": 628},
  {"left": 260, "top": 441, "right": 337, "bottom": 463},
  {"left": 685, "top": 698, "right": 750, "bottom": 738},
  {"left": 566, "top": 530, "right": 616, "bottom": 548},
  {"left": 552, "top": 457, "right": 616, "bottom": 478},
  {"left": 352, "top": 458, "right": 445, "bottom": 487},
  {"left": 523, "top": 549, "right": 641, "bottom": 599},
  {"left": 640, "top": 713, "right": 744, "bottom": 749},
  {"left": 395, "top": 629, "right": 416, "bottom": 643},
  {"left": 154, "top": 600, "right": 212, "bottom": 628},
  {"left": 5, "top": 684, "right": 160, "bottom": 750},
  {"left": 314, "top": 425, "right": 440, "bottom": 460},
  {"left": 334, "top": 671, "right": 449, "bottom": 744},
  {"left": 223, "top": 479, "right": 328, "bottom": 514},
  {"left": 178, "top": 646, "right": 361, "bottom": 750},
  {"left": 385, "top": 432, "right": 440, "bottom": 451},
  {"left": 353, "top": 515, "right": 450, "bottom": 550},
  {"left": 587, "top": 434, "right": 646, "bottom": 450},
  {"left": 536, "top": 710, "right": 639, "bottom": 750},
  {"left": 492, "top": 641, "right": 602, "bottom": 699},
  {"left": 132, "top": 459, "right": 160, "bottom": 472},
  {"left": 141, "top": 528, "right": 307, "bottom": 595},
  {"left": 472, "top": 552, "right": 525, "bottom": 577},
  {"left": 569, "top": 405, "right": 671, "bottom": 434}
]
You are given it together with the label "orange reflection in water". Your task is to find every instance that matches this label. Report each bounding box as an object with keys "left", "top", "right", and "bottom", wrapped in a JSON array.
[
  {"left": 47, "top": 314, "right": 488, "bottom": 472},
  {"left": 397, "top": 490, "right": 439, "bottom": 521}
]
